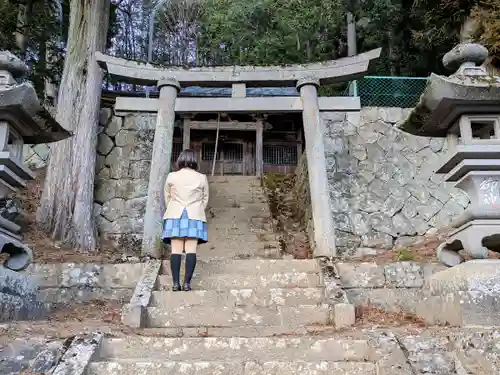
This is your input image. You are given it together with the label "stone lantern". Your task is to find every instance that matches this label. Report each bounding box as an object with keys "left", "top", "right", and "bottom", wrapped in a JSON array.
[
  {"left": 401, "top": 44, "right": 500, "bottom": 327},
  {"left": 0, "top": 51, "right": 70, "bottom": 321},
  {"left": 400, "top": 43, "right": 500, "bottom": 267},
  {"left": 0, "top": 51, "right": 70, "bottom": 270}
]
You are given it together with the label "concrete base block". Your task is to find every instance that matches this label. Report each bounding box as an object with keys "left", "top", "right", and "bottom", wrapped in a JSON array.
[
  {"left": 417, "top": 260, "right": 500, "bottom": 327},
  {"left": 121, "top": 304, "right": 143, "bottom": 328},
  {"left": 332, "top": 303, "right": 355, "bottom": 329},
  {"left": 417, "top": 291, "right": 500, "bottom": 327}
]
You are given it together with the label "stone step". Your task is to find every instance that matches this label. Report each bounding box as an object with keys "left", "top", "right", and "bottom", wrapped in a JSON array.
[
  {"left": 200, "top": 239, "right": 279, "bottom": 252},
  {"left": 98, "top": 337, "right": 369, "bottom": 362},
  {"left": 139, "top": 325, "right": 336, "bottom": 337},
  {"left": 209, "top": 198, "right": 269, "bottom": 206},
  {"left": 196, "top": 251, "right": 282, "bottom": 262},
  {"left": 156, "top": 272, "right": 321, "bottom": 290},
  {"left": 202, "top": 231, "right": 277, "bottom": 242},
  {"left": 88, "top": 360, "right": 376, "bottom": 375},
  {"left": 209, "top": 203, "right": 270, "bottom": 211},
  {"left": 208, "top": 193, "right": 267, "bottom": 201},
  {"left": 207, "top": 220, "right": 273, "bottom": 231},
  {"left": 208, "top": 175, "right": 261, "bottom": 183},
  {"left": 159, "top": 259, "right": 318, "bottom": 276},
  {"left": 197, "top": 254, "right": 282, "bottom": 262},
  {"left": 205, "top": 231, "right": 276, "bottom": 243},
  {"left": 146, "top": 304, "right": 331, "bottom": 328},
  {"left": 150, "top": 288, "right": 324, "bottom": 308}
]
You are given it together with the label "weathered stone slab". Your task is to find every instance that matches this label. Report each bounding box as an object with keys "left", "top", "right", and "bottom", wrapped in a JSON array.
[
  {"left": 384, "top": 262, "right": 424, "bottom": 288},
  {"left": 0, "top": 292, "right": 46, "bottom": 322},
  {"left": 88, "top": 361, "right": 244, "bottom": 375},
  {"left": 156, "top": 272, "right": 320, "bottom": 290},
  {"left": 146, "top": 304, "right": 331, "bottom": 328},
  {"left": 122, "top": 260, "right": 161, "bottom": 328},
  {"left": 0, "top": 266, "right": 38, "bottom": 299},
  {"left": 139, "top": 325, "right": 334, "bottom": 338},
  {"left": 129, "top": 260, "right": 161, "bottom": 306},
  {"left": 331, "top": 303, "right": 355, "bottom": 328},
  {"left": 97, "top": 133, "right": 114, "bottom": 155},
  {"left": 88, "top": 361, "right": 376, "bottom": 375},
  {"left": 0, "top": 339, "right": 64, "bottom": 375},
  {"left": 454, "top": 330, "right": 500, "bottom": 373},
  {"left": 400, "top": 335, "right": 456, "bottom": 374},
  {"left": 37, "top": 287, "right": 133, "bottom": 304},
  {"left": 367, "top": 330, "right": 414, "bottom": 375},
  {"left": 160, "top": 259, "right": 319, "bottom": 275},
  {"left": 244, "top": 361, "right": 376, "bottom": 375},
  {"left": 150, "top": 288, "right": 324, "bottom": 308},
  {"left": 418, "top": 291, "right": 500, "bottom": 327},
  {"left": 53, "top": 334, "right": 103, "bottom": 375},
  {"left": 25, "top": 263, "right": 145, "bottom": 289},
  {"left": 346, "top": 288, "right": 425, "bottom": 314},
  {"left": 336, "top": 262, "right": 386, "bottom": 288},
  {"left": 105, "top": 116, "right": 123, "bottom": 137},
  {"left": 427, "top": 260, "right": 500, "bottom": 296},
  {"left": 99, "top": 337, "right": 370, "bottom": 362},
  {"left": 418, "top": 260, "right": 500, "bottom": 326}
]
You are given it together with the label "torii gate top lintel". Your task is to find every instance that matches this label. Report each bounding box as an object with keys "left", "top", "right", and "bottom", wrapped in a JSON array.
[{"left": 96, "top": 48, "right": 381, "bottom": 88}]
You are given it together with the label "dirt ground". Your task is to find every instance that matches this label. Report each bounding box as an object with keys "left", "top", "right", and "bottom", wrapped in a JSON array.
[
  {"left": 0, "top": 300, "right": 130, "bottom": 344},
  {"left": 11, "top": 168, "right": 123, "bottom": 264}
]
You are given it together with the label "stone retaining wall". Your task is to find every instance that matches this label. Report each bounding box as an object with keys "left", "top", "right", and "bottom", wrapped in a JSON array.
[
  {"left": 24, "top": 263, "right": 145, "bottom": 304},
  {"left": 336, "top": 261, "right": 447, "bottom": 314},
  {"left": 94, "top": 110, "right": 157, "bottom": 248},
  {"left": 323, "top": 108, "right": 470, "bottom": 256}
]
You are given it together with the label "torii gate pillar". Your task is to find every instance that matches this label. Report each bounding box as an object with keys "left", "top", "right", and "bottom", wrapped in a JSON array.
[
  {"left": 142, "top": 77, "right": 180, "bottom": 258},
  {"left": 297, "top": 78, "right": 337, "bottom": 258}
]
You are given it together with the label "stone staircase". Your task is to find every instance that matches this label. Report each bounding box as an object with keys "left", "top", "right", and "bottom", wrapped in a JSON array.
[
  {"left": 87, "top": 176, "right": 369, "bottom": 374},
  {"left": 201, "top": 176, "right": 281, "bottom": 260}
]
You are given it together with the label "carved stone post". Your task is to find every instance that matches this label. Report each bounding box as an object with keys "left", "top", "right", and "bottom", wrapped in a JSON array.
[
  {"left": 142, "top": 77, "right": 181, "bottom": 258},
  {"left": 255, "top": 119, "right": 263, "bottom": 177},
  {"left": 297, "top": 78, "right": 336, "bottom": 258},
  {"left": 182, "top": 118, "right": 190, "bottom": 150}
]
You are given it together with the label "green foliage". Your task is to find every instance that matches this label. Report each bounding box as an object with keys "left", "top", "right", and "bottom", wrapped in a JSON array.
[
  {"left": 198, "top": 0, "right": 344, "bottom": 66},
  {"left": 0, "top": 1, "right": 19, "bottom": 52},
  {"left": 472, "top": 0, "right": 500, "bottom": 64},
  {"left": 197, "top": 0, "right": 498, "bottom": 76},
  {"left": 396, "top": 247, "right": 415, "bottom": 261}
]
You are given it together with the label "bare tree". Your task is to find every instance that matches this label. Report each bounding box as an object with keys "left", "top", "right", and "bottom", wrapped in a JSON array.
[
  {"left": 156, "top": 0, "right": 201, "bottom": 65},
  {"left": 37, "top": 0, "right": 110, "bottom": 251}
]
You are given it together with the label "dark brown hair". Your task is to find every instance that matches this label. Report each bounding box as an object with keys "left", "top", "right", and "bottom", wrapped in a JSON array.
[{"left": 176, "top": 149, "right": 198, "bottom": 170}]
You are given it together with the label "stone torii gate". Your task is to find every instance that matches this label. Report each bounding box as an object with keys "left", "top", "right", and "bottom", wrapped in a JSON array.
[{"left": 96, "top": 49, "right": 381, "bottom": 259}]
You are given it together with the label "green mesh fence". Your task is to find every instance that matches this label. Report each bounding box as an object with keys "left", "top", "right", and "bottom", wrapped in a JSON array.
[{"left": 342, "top": 76, "right": 428, "bottom": 108}]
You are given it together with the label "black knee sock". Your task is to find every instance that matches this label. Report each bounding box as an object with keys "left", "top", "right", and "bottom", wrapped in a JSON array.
[
  {"left": 184, "top": 253, "right": 197, "bottom": 284},
  {"left": 170, "top": 254, "right": 182, "bottom": 286}
]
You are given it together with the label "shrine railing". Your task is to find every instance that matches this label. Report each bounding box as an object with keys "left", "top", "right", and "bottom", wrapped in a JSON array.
[{"left": 343, "top": 76, "right": 428, "bottom": 108}]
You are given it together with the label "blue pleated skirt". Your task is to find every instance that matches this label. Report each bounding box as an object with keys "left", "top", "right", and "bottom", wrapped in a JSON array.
[{"left": 161, "top": 208, "right": 208, "bottom": 244}]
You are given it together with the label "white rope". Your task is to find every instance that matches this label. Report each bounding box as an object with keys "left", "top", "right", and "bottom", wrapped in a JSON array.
[{"left": 211, "top": 113, "right": 220, "bottom": 176}]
